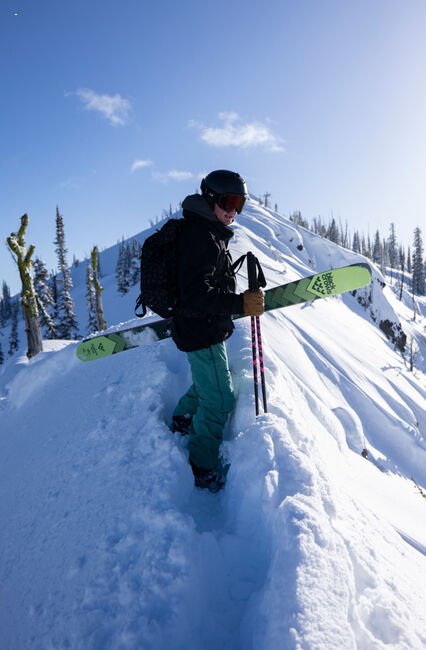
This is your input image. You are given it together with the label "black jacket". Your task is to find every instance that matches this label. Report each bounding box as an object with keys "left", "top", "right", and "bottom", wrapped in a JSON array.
[{"left": 171, "top": 194, "right": 245, "bottom": 352}]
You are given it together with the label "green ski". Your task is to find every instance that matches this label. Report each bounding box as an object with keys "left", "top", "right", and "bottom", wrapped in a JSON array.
[{"left": 76, "top": 262, "right": 372, "bottom": 362}]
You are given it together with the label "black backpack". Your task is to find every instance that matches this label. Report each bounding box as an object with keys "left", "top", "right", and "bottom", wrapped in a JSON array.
[{"left": 135, "top": 218, "right": 185, "bottom": 319}]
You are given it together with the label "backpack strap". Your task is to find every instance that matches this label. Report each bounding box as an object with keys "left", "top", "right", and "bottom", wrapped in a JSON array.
[
  {"left": 255, "top": 257, "right": 267, "bottom": 288},
  {"left": 247, "top": 252, "right": 267, "bottom": 289},
  {"left": 135, "top": 294, "right": 147, "bottom": 318},
  {"left": 231, "top": 254, "right": 247, "bottom": 274}
]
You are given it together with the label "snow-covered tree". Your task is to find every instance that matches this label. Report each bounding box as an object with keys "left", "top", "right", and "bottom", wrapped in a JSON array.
[
  {"left": 352, "top": 231, "right": 361, "bottom": 253},
  {"left": 341, "top": 221, "right": 349, "bottom": 249},
  {"left": 54, "top": 206, "right": 79, "bottom": 339},
  {"left": 115, "top": 238, "right": 132, "bottom": 294},
  {"left": 406, "top": 246, "right": 412, "bottom": 275},
  {"left": 412, "top": 227, "right": 425, "bottom": 295},
  {"left": 130, "top": 239, "right": 141, "bottom": 287},
  {"left": 398, "top": 246, "right": 406, "bottom": 301},
  {"left": 116, "top": 239, "right": 126, "bottom": 294},
  {"left": 388, "top": 223, "right": 398, "bottom": 283},
  {"left": 33, "top": 257, "right": 56, "bottom": 338},
  {"left": 0, "top": 299, "right": 6, "bottom": 329},
  {"left": 2, "top": 282, "right": 12, "bottom": 320},
  {"left": 50, "top": 272, "right": 59, "bottom": 324},
  {"left": 326, "top": 218, "right": 340, "bottom": 245},
  {"left": 365, "top": 235, "right": 372, "bottom": 259},
  {"left": 372, "top": 230, "right": 382, "bottom": 266}
]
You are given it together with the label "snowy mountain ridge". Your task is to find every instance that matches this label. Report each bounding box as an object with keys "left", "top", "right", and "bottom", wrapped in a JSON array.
[{"left": 0, "top": 200, "right": 426, "bottom": 649}]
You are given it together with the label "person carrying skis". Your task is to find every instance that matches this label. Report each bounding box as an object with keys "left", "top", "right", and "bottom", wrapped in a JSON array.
[{"left": 171, "top": 169, "right": 264, "bottom": 491}]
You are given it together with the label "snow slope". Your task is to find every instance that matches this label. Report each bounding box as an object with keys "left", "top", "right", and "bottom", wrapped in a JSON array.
[{"left": 1, "top": 199, "right": 426, "bottom": 649}]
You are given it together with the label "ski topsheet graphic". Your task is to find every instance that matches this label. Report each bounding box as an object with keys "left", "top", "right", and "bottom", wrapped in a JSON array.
[{"left": 76, "top": 263, "right": 372, "bottom": 362}]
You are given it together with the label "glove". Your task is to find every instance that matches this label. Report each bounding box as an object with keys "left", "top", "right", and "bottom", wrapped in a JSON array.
[{"left": 243, "top": 289, "right": 265, "bottom": 316}]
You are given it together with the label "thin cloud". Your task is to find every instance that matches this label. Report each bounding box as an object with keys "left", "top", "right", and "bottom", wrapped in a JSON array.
[
  {"left": 131, "top": 160, "right": 153, "bottom": 173},
  {"left": 59, "top": 178, "right": 81, "bottom": 190},
  {"left": 153, "top": 169, "right": 194, "bottom": 182},
  {"left": 190, "top": 112, "right": 284, "bottom": 152},
  {"left": 69, "top": 88, "right": 132, "bottom": 126}
]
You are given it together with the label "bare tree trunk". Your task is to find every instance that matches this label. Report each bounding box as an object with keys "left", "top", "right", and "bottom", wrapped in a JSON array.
[
  {"left": 7, "top": 214, "right": 43, "bottom": 359},
  {"left": 25, "top": 314, "right": 43, "bottom": 359},
  {"left": 91, "top": 246, "right": 107, "bottom": 332}
]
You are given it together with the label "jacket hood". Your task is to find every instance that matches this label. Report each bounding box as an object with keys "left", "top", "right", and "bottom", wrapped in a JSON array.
[
  {"left": 181, "top": 194, "right": 234, "bottom": 239},
  {"left": 182, "top": 194, "right": 217, "bottom": 222}
]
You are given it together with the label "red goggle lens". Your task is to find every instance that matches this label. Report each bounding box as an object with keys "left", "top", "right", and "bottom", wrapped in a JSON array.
[{"left": 218, "top": 194, "right": 246, "bottom": 214}]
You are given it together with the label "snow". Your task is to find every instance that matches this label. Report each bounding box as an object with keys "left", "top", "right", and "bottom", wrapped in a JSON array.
[{"left": 1, "top": 199, "right": 426, "bottom": 649}]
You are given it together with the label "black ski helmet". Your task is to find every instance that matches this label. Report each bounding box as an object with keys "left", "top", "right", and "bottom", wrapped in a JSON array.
[{"left": 200, "top": 170, "right": 248, "bottom": 213}]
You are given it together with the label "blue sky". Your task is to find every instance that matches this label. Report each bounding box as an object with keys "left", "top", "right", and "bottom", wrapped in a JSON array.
[{"left": 1, "top": 0, "right": 426, "bottom": 293}]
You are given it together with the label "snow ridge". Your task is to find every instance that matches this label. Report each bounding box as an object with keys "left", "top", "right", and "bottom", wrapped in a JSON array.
[{"left": 0, "top": 201, "right": 425, "bottom": 649}]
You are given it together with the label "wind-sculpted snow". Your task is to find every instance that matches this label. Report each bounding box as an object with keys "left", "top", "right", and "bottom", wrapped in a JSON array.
[{"left": 0, "top": 202, "right": 425, "bottom": 649}]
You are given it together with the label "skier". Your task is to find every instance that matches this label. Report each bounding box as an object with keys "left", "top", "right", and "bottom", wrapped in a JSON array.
[{"left": 171, "top": 170, "right": 264, "bottom": 491}]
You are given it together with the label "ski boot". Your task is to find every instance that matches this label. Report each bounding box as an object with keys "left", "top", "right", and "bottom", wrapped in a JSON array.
[
  {"left": 171, "top": 414, "right": 193, "bottom": 436},
  {"left": 190, "top": 461, "right": 229, "bottom": 493}
]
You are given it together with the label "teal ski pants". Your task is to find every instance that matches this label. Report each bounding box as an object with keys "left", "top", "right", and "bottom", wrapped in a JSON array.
[{"left": 173, "top": 342, "right": 235, "bottom": 471}]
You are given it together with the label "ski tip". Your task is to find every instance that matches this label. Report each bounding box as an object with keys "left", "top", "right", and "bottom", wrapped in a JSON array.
[{"left": 76, "top": 336, "right": 117, "bottom": 362}]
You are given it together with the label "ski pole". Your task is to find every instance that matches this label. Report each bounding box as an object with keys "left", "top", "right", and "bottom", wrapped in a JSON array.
[
  {"left": 256, "top": 315, "right": 268, "bottom": 413},
  {"left": 247, "top": 252, "right": 267, "bottom": 417},
  {"left": 251, "top": 315, "right": 259, "bottom": 416}
]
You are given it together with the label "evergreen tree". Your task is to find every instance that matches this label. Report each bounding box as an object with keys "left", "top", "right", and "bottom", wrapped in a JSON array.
[
  {"left": 372, "top": 230, "right": 382, "bottom": 265},
  {"left": 352, "top": 231, "right": 361, "bottom": 253},
  {"left": 0, "top": 299, "right": 6, "bottom": 329},
  {"left": 366, "top": 235, "right": 372, "bottom": 259},
  {"left": 341, "top": 221, "right": 349, "bottom": 249},
  {"left": 406, "top": 246, "right": 412, "bottom": 275},
  {"left": 314, "top": 216, "right": 326, "bottom": 238},
  {"left": 387, "top": 223, "right": 398, "bottom": 283},
  {"left": 33, "top": 258, "right": 56, "bottom": 338},
  {"left": 8, "top": 301, "right": 19, "bottom": 356},
  {"left": 130, "top": 239, "right": 141, "bottom": 287},
  {"left": 293, "top": 211, "right": 310, "bottom": 229},
  {"left": 382, "top": 238, "right": 390, "bottom": 272},
  {"left": 398, "top": 246, "right": 406, "bottom": 301},
  {"left": 124, "top": 242, "right": 132, "bottom": 289},
  {"left": 115, "top": 238, "right": 129, "bottom": 294},
  {"left": 326, "top": 218, "right": 340, "bottom": 244},
  {"left": 0, "top": 339, "right": 3, "bottom": 365},
  {"left": 54, "top": 206, "right": 79, "bottom": 338},
  {"left": 412, "top": 227, "right": 425, "bottom": 295},
  {"left": 50, "top": 272, "right": 59, "bottom": 324},
  {"left": 85, "top": 260, "right": 98, "bottom": 334},
  {"left": 2, "top": 282, "right": 11, "bottom": 320}
]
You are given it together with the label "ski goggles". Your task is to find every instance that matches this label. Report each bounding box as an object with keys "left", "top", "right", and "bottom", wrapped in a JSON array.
[{"left": 217, "top": 193, "right": 246, "bottom": 214}]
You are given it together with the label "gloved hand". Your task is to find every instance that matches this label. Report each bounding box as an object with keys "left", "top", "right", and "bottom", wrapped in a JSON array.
[{"left": 243, "top": 289, "right": 265, "bottom": 316}]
